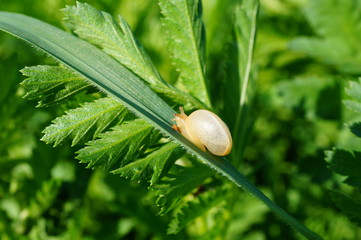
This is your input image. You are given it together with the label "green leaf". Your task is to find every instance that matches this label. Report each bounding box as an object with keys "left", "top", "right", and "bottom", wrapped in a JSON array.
[
  {"left": 289, "top": 0, "right": 361, "bottom": 74},
  {"left": 77, "top": 119, "right": 158, "bottom": 170},
  {"left": 112, "top": 142, "right": 184, "bottom": 185},
  {"left": 0, "top": 11, "right": 176, "bottom": 130},
  {"left": 345, "top": 79, "right": 361, "bottom": 102},
  {"left": 168, "top": 186, "right": 228, "bottom": 234},
  {"left": 63, "top": 2, "right": 162, "bottom": 86},
  {"left": 232, "top": 0, "right": 258, "bottom": 160},
  {"left": 324, "top": 78, "right": 361, "bottom": 230},
  {"left": 235, "top": 0, "right": 258, "bottom": 100},
  {"left": 41, "top": 97, "right": 127, "bottom": 147},
  {"left": 152, "top": 162, "right": 213, "bottom": 215},
  {"left": 63, "top": 2, "right": 204, "bottom": 110},
  {"left": 20, "top": 65, "right": 90, "bottom": 107},
  {"left": 0, "top": 11, "right": 322, "bottom": 240},
  {"left": 325, "top": 149, "right": 361, "bottom": 188},
  {"left": 329, "top": 191, "right": 361, "bottom": 227},
  {"left": 344, "top": 100, "right": 361, "bottom": 113},
  {"left": 344, "top": 79, "right": 361, "bottom": 113},
  {"left": 349, "top": 122, "right": 361, "bottom": 138},
  {"left": 159, "top": 0, "right": 210, "bottom": 107}
]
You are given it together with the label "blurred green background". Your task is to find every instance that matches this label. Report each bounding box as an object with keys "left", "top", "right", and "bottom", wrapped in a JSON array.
[{"left": 1, "top": 0, "right": 360, "bottom": 239}]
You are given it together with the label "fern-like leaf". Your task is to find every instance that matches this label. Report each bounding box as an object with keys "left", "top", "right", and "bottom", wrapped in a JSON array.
[
  {"left": 344, "top": 79, "right": 361, "bottom": 113},
  {"left": 20, "top": 65, "right": 90, "bottom": 107},
  {"left": 63, "top": 2, "right": 204, "bottom": 110},
  {"left": 344, "top": 80, "right": 361, "bottom": 137},
  {"left": 152, "top": 162, "right": 212, "bottom": 215},
  {"left": 41, "top": 97, "right": 127, "bottom": 147},
  {"left": 77, "top": 119, "right": 159, "bottom": 170},
  {"left": 323, "top": 79, "right": 361, "bottom": 227},
  {"left": 329, "top": 191, "right": 361, "bottom": 227},
  {"left": 325, "top": 149, "right": 361, "bottom": 226},
  {"left": 63, "top": 2, "right": 162, "bottom": 86},
  {"left": 159, "top": 0, "right": 210, "bottom": 107},
  {"left": 112, "top": 142, "right": 184, "bottom": 185},
  {"left": 168, "top": 186, "right": 227, "bottom": 234},
  {"left": 326, "top": 149, "right": 361, "bottom": 188},
  {"left": 349, "top": 122, "right": 361, "bottom": 138},
  {"left": 289, "top": 0, "right": 361, "bottom": 74}
]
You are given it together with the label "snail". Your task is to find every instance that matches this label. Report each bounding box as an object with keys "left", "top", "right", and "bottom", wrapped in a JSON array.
[{"left": 172, "top": 107, "right": 232, "bottom": 156}]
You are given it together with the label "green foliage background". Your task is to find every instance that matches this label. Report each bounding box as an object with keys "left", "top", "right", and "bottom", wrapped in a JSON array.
[{"left": 0, "top": 0, "right": 361, "bottom": 239}]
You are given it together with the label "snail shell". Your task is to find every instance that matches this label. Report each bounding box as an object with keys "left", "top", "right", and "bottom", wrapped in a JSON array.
[{"left": 172, "top": 107, "right": 232, "bottom": 156}]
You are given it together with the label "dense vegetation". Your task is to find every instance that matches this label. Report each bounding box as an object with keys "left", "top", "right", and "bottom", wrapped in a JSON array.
[{"left": 0, "top": 0, "right": 360, "bottom": 239}]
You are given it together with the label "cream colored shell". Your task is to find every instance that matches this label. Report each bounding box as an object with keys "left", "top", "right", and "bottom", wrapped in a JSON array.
[{"left": 172, "top": 107, "right": 232, "bottom": 156}]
